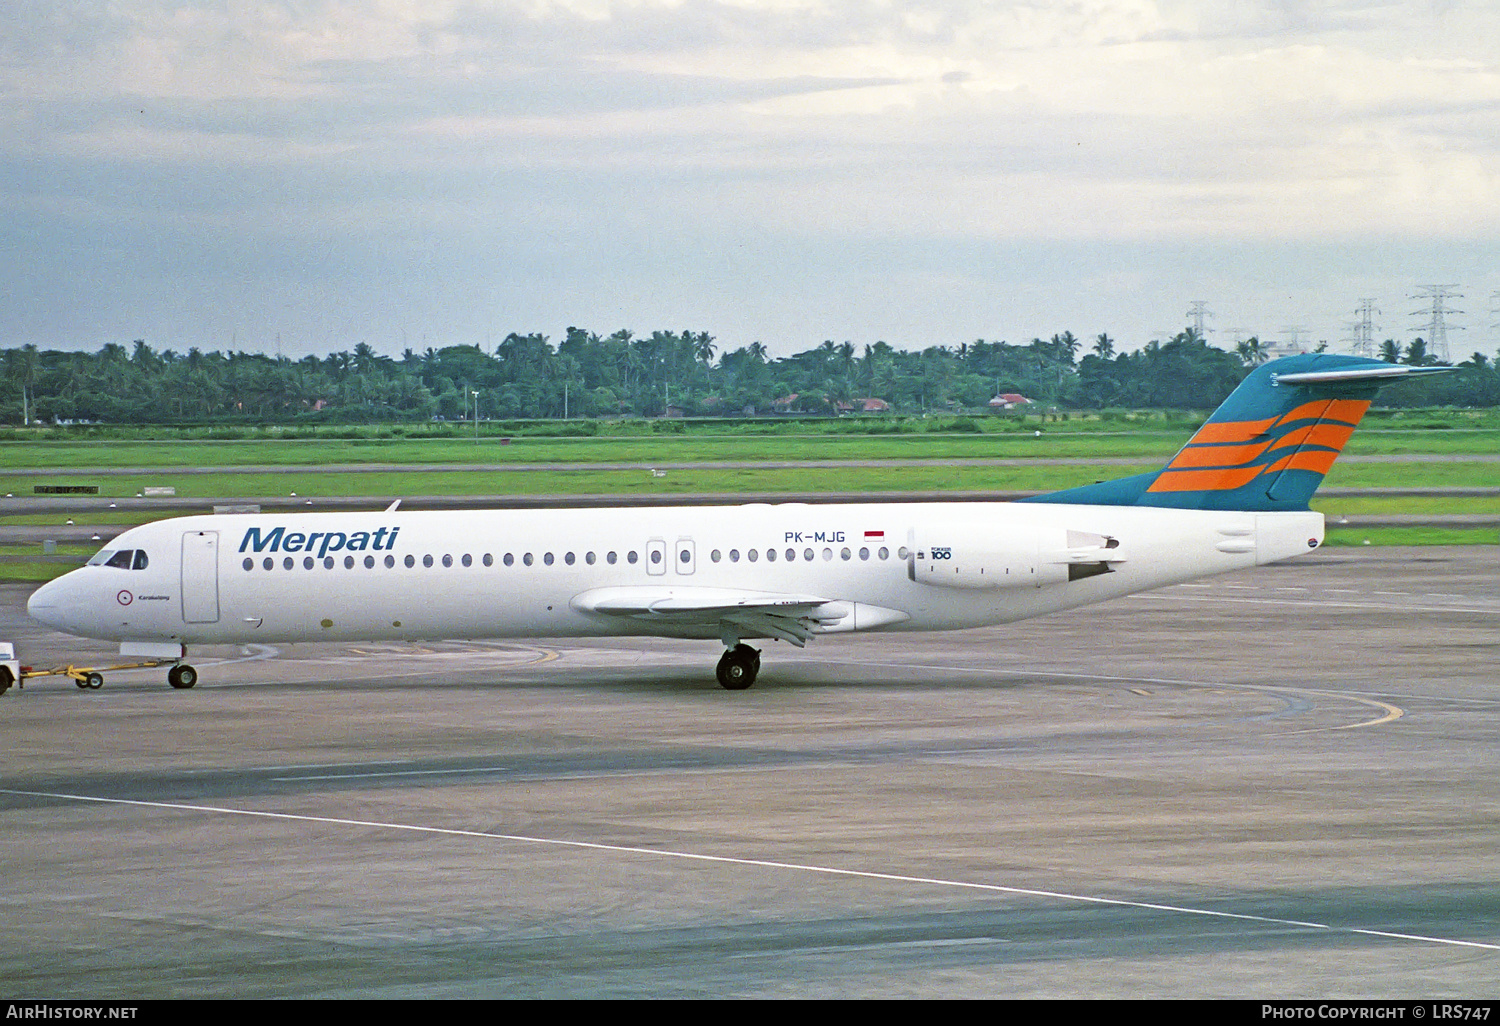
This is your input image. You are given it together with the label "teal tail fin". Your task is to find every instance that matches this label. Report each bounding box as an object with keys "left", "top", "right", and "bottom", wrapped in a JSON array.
[{"left": 1024, "top": 354, "right": 1449, "bottom": 512}]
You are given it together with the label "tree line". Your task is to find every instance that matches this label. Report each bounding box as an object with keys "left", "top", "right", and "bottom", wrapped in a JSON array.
[{"left": 3, "top": 328, "right": 1498, "bottom": 425}]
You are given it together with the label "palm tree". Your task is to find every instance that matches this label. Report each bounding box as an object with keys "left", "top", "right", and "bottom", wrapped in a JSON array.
[
  {"left": 1403, "top": 338, "right": 1437, "bottom": 366},
  {"left": 691, "top": 331, "right": 717, "bottom": 368},
  {"left": 1235, "top": 337, "right": 1269, "bottom": 367}
]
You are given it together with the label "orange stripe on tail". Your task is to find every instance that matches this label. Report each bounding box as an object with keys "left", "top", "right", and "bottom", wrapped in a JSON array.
[
  {"left": 1164, "top": 438, "right": 1276, "bottom": 470},
  {"left": 1184, "top": 417, "right": 1277, "bottom": 445},
  {"left": 1265, "top": 450, "right": 1341, "bottom": 476},
  {"left": 1147, "top": 464, "right": 1265, "bottom": 493}
]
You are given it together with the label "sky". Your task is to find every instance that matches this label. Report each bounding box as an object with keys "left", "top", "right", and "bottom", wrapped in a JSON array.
[{"left": 4, "top": 1, "right": 1500, "bottom": 362}]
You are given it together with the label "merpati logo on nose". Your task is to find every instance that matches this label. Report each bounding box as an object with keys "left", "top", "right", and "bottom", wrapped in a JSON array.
[{"left": 238, "top": 525, "right": 401, "bottom": 559}]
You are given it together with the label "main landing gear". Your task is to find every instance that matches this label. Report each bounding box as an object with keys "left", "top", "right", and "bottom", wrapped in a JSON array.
[{"left": 715, "top": 644, "right": 761, "bottom": 690}]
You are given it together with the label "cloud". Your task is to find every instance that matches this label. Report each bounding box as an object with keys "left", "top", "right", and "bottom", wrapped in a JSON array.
[{"left": 3, "top": 2, "right": 1499, "bottom": 352}]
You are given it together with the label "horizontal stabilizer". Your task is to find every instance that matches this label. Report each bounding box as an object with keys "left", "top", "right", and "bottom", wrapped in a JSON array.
[{"left": 1271, "top": 364, "right": 1452, "bottom": 385}]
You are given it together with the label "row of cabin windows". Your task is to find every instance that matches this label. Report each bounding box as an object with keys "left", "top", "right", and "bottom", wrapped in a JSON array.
[
  {"left": 243, "top": 551, "right": 632, "bottom": 572},
  {"left": 240, "top": 545, "right": 903, "bottom": 573}
]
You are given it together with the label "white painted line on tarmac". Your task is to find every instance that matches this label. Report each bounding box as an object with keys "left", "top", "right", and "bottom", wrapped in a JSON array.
[
  {"left": 798, "top": 656, "right": 1407, "bottom": 730},
  {"left": 4, "top": 787, "right": 1495, "bottom": 953},
  {"left": 1127, "top": 593, "right": 1499, "bottom": 615}
]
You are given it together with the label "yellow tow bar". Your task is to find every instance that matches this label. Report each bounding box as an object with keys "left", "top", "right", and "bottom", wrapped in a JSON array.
[{"left": 13, "top": 659, "right": 175, "bottom": 691}]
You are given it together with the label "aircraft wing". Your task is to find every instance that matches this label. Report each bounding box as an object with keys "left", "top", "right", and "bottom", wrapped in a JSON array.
[{"left": 570, "top": 586, "right": 854, "bottom": 647}]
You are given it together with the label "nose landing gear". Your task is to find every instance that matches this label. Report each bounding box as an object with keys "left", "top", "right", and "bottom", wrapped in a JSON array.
[{"left": 715, "top": 644, "right": 761, "bottom": 690}]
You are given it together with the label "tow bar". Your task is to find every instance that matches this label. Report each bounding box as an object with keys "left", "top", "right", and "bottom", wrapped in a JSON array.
[{"left": 1, "top": 643, "right": 182, "bottom": 693}]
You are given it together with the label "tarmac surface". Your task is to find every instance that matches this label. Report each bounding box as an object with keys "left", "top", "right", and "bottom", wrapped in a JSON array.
[{"left": 1, "top": 546, "right": 1497, "bottom": 998}]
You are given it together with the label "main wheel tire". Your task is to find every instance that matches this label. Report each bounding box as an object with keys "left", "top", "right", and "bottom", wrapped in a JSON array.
[
  {"left": 168, "top": 664, "right": 198, "bottom": 689},
  {"left": 715, "top": 649, "right": 757, "bottom": 691}
]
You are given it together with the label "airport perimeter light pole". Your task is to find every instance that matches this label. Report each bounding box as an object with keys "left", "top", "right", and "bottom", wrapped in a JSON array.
[{"left": 472, "top": 391, "right": 479, "bottom": 443}]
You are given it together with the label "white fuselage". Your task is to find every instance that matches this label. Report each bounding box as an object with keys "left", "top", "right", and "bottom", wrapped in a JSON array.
[{"left": 27, "top": 501, "right": 1325, "bottom": 650}]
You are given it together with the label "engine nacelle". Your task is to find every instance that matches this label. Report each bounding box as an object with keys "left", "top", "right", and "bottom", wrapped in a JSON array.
[{"left": 909, "top": 523, "right": 1122, "bottom": 590}]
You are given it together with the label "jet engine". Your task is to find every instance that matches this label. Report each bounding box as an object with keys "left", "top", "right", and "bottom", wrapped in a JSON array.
[{"left": 908, "top": 524, "right": 1123, "bottom": 590}]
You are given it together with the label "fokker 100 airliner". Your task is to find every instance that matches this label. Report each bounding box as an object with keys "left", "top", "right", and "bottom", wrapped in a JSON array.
[{"left": 25, "top": 354, "right": 1440, "bottom": 690}]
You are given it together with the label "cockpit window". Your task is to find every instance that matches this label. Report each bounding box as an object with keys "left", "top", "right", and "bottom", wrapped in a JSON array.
[
  {"left": 104, "top": 550, "right": 135, "bottom": 569},
  {"left": 88, "top": 547, "right": 150, "bottom": 569}
]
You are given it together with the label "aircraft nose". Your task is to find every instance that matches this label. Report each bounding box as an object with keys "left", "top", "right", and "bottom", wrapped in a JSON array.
[{"left": 27, "top": 575, "right": 75, "bottom": 631}]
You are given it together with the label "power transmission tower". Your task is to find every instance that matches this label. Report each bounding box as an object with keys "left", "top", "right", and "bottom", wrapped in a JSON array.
[
  {"left": 1186, "top": 301, "right": 1213, "bottom": 338},
  {"left": 1343, "top": 299, "right": 1379, "bottom": 359},
  {"left": 1410, "top": 285, "right": 1463, "bottom": 363}
]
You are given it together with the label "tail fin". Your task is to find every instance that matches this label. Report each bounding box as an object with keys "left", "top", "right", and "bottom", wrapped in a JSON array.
[{"left": 1026, "top": 354, "right": 1449, "bottom": 512}]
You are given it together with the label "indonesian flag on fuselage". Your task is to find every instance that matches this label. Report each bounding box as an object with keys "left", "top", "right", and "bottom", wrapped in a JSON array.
[{"left": 864, "top": 530, "right": 884, "bottom": 539}]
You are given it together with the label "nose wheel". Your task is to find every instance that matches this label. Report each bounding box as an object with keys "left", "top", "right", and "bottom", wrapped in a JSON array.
[{"left": 715, "top": 644, "right": 761, "bottom": 690}]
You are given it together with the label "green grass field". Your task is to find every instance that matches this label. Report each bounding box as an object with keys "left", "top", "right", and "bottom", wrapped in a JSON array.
[
  {"left": 5, "top": 417, "right": 1500, "bottom": 469},
  {"left": 2, "top": 419, "right": 1493, "bottom": 581},
  {"left": 2, "top": 458, "right": 1496, "bottom": 505}
]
